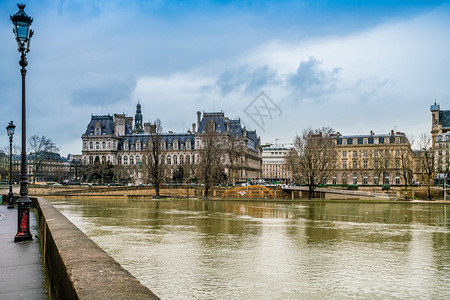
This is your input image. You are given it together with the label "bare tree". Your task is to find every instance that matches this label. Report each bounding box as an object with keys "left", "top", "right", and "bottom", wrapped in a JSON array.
[
  {"left": 28, "top": 135, "right": 59, "bottom": 184},
  {"left": 397, "top": 136, "right": 414, "bottom": 198},
  {"left": 419, "top": 133, "right": 434, "bottom": 200},
  {"left": 142, "top": 119, "right": 166, "bottom": 198},
  {"left": 286, "top": 127, "right": 337, "bottom": 199},
  {"left": 225, "top": 132, "right": 245, "bottom": 186},
  {"left": 196, "top": 120, "right": 225, "bottom": 198}
]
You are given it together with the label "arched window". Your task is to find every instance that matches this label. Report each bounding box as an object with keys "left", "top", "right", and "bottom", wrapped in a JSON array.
[
  {"left": 89, "top": 156, "right": 93, "bottom": 164},
  {"left": 384, "top": 173, "right": 390, "bottom": 185},
  {"left": 353, "top": 172, "right": 357, "bottom": 185},
  {"left": 186, "top": 140, "right": 191, "bottom": 149},
  {"left": 96, "top": 142, "right": 99, "bottom": 149},
  {"left": 174, "top": 155, "right": 178, "bottom": 165},
  {"left": 89, "top": 142, "right": 93, "bottom": 149},
  {"left": 180, "top": 155, "right": 184, "bottom": 165},
  {"left": 395, "top": 173, "right": 400, "bottom": 185},
  {"left": 123, "top": 156, "right": 128, "bottom": 165},
  {"left": 130, "top": 156, "right": 134, "bottom": 165},
  {"left": 342, "top": 173, "right": 347, "bottom": 185},
  {"left": 118, "top": 156, "right": 122, "bottom": 165},
  {"left": 102, "top": 142, "right": 106, "bottom": 149},
  {"left": 186, "top": 155, "right": 190, "bottom": 165},
  {"left": 136, "top": 156, "right": 140, "bottom": 164},
  {"left": 167, "top": 156, "right": 171, "bottom": 165},
  {"left": 363, "top": 173, "right": 368, "bottom": 185}
]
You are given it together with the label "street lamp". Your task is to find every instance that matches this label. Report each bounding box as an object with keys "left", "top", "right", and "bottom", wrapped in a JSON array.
[
  {"left": 11, "top": 3, "right": 33, "bottom": 242},
  {"left": 6, "top": 121, "right": 16, "bottom": 209}
]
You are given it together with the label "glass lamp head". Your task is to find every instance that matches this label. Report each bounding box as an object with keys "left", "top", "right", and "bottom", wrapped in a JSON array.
[
  {"left": 6, "top": 121, "right": 16, "bottom": 138},
  {"left": 10, "top": 3, "right": 33, "bottom": 52}
]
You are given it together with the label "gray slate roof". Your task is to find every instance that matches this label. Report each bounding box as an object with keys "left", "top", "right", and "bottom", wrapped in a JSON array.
[
  {"left": 84, "top": 115, "right": 115, "bottom": 135},
  {"left": 337, "top": 134, "right": 407, "bottom": 145},
  {"left": 439, "top": 110, "right": 450, "bottom": 128}
]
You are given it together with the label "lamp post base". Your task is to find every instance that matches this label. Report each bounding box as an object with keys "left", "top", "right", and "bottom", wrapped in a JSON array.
[{"left": 14, "top": 198, "right": 32, "bottom": 242}]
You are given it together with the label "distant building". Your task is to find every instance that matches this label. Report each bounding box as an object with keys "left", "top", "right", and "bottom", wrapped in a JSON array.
[
  {"left": 431, "top": 102, "right": 450, "bottom": 177},
  {"left": 81, "top": 104, "right": 262, "bottom": 183},
  {"left": 434, "top": 133, "right": 450, "bottom": 177},
  {"left": 261, "top": 143, "right": 293, "bottom": 183},
  {"left": 431, "top": 102, "right": 450, "bottom": 141}
]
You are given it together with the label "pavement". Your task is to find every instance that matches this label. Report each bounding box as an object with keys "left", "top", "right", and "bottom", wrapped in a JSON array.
[{"left": 0, "top": 203, "right": 47, "bottom": 299}]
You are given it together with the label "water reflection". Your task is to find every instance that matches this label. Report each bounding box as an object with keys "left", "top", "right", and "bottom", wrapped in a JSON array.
[{"left": 49, "top": 199, "right": 450, "bottom": 299}]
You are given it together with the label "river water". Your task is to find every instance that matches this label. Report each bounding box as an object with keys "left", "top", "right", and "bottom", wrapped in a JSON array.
[{"left": 48, "top": 198, "right": 450, "bottom": 299}]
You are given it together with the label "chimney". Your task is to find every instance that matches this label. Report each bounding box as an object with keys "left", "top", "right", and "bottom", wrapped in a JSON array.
[
  {"left": 391, "top": 129, "right": 394, "bottom": 136},
  {"left": 144, "top": 122, "right": 151, "bottom": 133},
  {"left": 243, "top": 127, "right": 247, "bottom": 137},
  {"left": 126, "top": 117, "right": 133, "bottom": 129},
  {"left": 192, "top": 123, "right": 196, "bottom": 133},
  {"left": 114, "top": 114, "right": 126, "bottom": 136},
  {"left": 197, "top": 111, "right": 201, "bottom": 130},
  {"left": 150, "top": 124, "right": 156, "bottom": 134},
  {"left": 370, "top": 130, "right": 373, "bottom": 136}
]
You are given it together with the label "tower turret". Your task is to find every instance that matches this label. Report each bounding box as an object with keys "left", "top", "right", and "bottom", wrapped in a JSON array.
[{"left": 135, "top": 102, "right": 144, "bottom": 134}]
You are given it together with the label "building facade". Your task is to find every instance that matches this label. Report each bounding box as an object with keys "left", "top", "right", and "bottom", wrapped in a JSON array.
[
  {"left": 261, "top": 143, "right": 293, "bottom": 183},
  {"left": 431, "top": 102, "right": 450, "bottom": 178},
  {"left": 332, "top": 130, "right": 414, "bottom": 186},
  {"left": 81, "top": 104, "right": 262, "bottom": 183}
]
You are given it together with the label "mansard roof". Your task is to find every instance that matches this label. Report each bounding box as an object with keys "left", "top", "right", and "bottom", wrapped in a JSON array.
[
  {"left": 337, "top": 133, "right": 408, "bottom": 145},
  {"left": 198, "top": 111, "right": 227, "bottom": 133},
  {"left": 118, "top": 133, "right": 195, "bottom": 150},
  {"left": 439, "top": 110, "right": 450, "bottom": 128},
  {"left": 84, "top": 115, "right": 115, "bottom": 136}
]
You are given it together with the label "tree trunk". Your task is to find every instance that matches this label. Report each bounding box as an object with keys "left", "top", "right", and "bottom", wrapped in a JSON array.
[{"left": 155, "top": 183, "right": 160, "bottom": 198}]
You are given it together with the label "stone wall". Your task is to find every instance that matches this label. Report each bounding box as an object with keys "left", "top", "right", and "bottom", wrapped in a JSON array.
[{"left": 36, "top": 197, "right": 159, "bottom": 299}]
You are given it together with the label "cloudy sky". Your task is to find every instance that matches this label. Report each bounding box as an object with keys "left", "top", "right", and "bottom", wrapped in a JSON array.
[{"left": 1, "top": 0, "right": 450, "bottom": 156}]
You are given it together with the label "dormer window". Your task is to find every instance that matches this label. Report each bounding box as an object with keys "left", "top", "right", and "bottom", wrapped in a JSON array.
[
  {"left": 96, "top": 127, "right": 100, "bottom": 135},
  {"left": 353, "top": 138, "right": 357, "bottom": 144}
]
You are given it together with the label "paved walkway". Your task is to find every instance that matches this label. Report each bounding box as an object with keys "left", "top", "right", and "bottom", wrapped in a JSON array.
[{"left": 0, "top": 203, "right": 47, "bottom": 299}]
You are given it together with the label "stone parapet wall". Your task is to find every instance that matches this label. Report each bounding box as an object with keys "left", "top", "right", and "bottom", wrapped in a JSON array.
[{"left": 36, "top": 197, "right": 159, "bottom": 299}]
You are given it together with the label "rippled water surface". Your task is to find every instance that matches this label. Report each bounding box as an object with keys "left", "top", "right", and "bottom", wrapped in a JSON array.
[{"left": 49, "top": 199, "right": 450, "bottom": 299}]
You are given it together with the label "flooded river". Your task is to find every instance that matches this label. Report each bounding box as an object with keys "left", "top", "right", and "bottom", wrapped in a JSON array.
[{"left": 49, "top": 199, "right": 450, "bottom": 299}]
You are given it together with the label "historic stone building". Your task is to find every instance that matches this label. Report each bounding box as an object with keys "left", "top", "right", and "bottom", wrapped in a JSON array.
[
  {"left": 81, "top": 104, "right": 262, "bottom": 183},
  {"left": 431, "top": 102, "right": 450, "bottom": 177},
  {"left": 332, "top": 131, "right": 414, "bottom": 186}
]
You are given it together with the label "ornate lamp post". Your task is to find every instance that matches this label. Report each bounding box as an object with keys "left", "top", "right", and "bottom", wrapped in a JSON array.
[
  {"left": 6, "top": 121, "right": 16, "bottom": 209},
  {"left": 11, "top": 3, "right": 33, "bottom": 242}
]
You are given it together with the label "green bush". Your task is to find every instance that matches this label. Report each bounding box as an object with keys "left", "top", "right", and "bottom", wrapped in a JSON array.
[
  {"left": 347, "top": 185, "right": 359, "bottom": 190},
  {"left": 382, "top": 184, "right": 390, "bottom": 191}
]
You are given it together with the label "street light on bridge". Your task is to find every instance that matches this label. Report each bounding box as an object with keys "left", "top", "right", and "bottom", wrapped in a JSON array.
[
  {"left": 11, "top": 3, "right": 33, "bottom": 242},
  {"left": 6, "top": 121, "right": 16, "bottom": 209}
]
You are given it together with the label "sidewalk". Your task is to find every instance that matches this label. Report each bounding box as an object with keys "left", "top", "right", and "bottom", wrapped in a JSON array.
[{"left": 0, "top": 204, "right": 47, "bottom": 299}]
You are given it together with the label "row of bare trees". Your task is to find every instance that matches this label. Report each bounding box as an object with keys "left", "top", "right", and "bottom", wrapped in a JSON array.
[
  {"left": 1, "top": 135, "right": 60, "bottom": 184},
  {"left": 141, "top": 119, "right": 244, "bottom": 198},
  {"left": 286, "top": 128, "right": 437, "bottom": 199}
]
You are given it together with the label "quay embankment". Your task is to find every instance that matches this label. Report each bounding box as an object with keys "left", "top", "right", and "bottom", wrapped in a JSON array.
[
  {"left": 36, "top": 197, "right": 159, "bottom": 299},
  {"left": 27, "top": 184, "right": 447, "bottom": 203}
]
